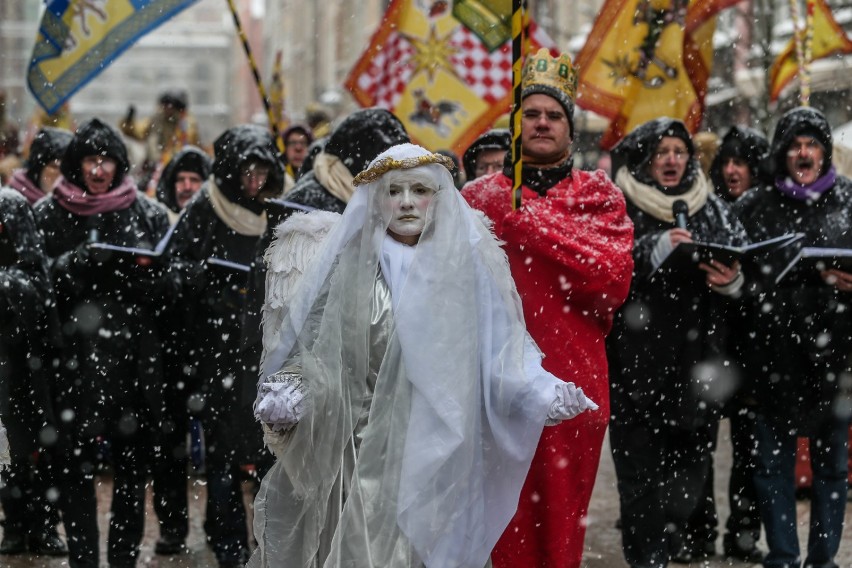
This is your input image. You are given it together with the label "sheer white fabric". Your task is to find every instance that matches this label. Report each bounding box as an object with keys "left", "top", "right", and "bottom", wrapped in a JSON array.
[
  {"left": 0, "top": 417, "right": 9, "bottom": 471},
  {"left": 250, "top": 144, "right": 563, "bottom": 568}
]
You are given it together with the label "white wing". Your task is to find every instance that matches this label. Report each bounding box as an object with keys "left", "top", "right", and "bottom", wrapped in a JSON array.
[{"left": 261, "top": 210, "right": 340, "bottom": 364}]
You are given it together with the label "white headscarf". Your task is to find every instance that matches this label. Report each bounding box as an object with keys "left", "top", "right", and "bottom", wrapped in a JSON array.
[{"left": 252, "top": 144, "right": 554, "bottom": 568}]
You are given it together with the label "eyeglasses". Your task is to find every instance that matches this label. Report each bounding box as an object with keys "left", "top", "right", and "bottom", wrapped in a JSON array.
[
  {"left": 241, "top": 163, "right": 271, "bottom": 179},
  {"left": 653, "top": 150, "right": 689, "bottom": 162},
  {"left": 82, "top": 156, "right": 117, "bottom": 173}
]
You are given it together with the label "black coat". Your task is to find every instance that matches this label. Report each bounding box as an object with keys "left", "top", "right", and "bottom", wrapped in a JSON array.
[
  {"left": 608, "top": 191, "right": 748, "bottom": 429},
  {"left": 733, "top": 177, "right": 852, "bottom": 433},
  {"left": 0, "top": 189, "right": 57, "bottom": 456},
  {"left": 168, "top": 188, "right": 259, "bottom": 430},
  {"left": 33, "top": 192, "right": 172, "bottom": 445},
  {"left": 284, "top": 171, "right": 347, "bottom": 213}
]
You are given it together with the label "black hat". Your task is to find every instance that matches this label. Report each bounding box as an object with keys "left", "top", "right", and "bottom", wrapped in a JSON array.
[
  {"left": 463, "top": 129, "right": 511, "bottom": 180},
  {"left": 159, "top": 90, "right": 188, "bottom": 111},
  {"left": 323, "top": 108, "right": 409, "bottom": 175},
  {"left": 156, "top": 145, "right": 212, "bottom": 213},
  {"left": 26, "top": 127, "right": 73, "bottom": 186},
  {"left": 768, "top": 106, "right": 832, "bottom": 177},
  {"left": 60, "top": 118, "right": 130, "bottom": 191},
  {"left": 709, "top": 126, "right": 769, "bottom": 196},
  {"left": 212, "top": 124, "right": 285, "bottom": 212},
  {"left": 611, "top": 117, "right": 698, "bottom": 193},
  {"left": 283, "top": 123, "right": 314, "bottom": 145}
]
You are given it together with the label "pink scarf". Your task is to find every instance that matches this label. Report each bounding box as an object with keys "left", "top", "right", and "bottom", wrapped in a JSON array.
[
  {"left": 8, "top": 169, "right": 45, "bottom": 205},
  {"left": 53, "top": 175, "right": 137, "bottom": 216}
]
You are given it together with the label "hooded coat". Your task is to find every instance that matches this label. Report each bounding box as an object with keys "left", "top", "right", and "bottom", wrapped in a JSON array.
[
  {"left": 284, "top": 108, "right": 409, "bottom": 213},
  {"left": 7, "top": 127, "right": 73, "bottom": 205},
  {"left": 155, "top": 145, "right": 212, "bottom": 218},
  {"left": 709, "top": 126, "right": 769, "bottom": 201},
  {"left": 168, "top": 125, "right": 284, "bottom": 453},
  {"left": 33, "top": 118, "right": 173, "bottom": 445},
  {"left": 607, "top": 118, "right": 748, "bottom": 428},
  {"left": 0, "top": 189, "right": 57, "bottom": 457},
  {"left": 733, "top": 107, "right": 852, "bottom": 434}
]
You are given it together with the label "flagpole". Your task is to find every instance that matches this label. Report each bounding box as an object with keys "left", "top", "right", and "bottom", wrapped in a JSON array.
[
  {"left": 801, "top": 0, "right": 815, "bottom": 106},
  {"left": 511, "top": 0, "right": 525, "bottom": 210},
  {"left": 788, "top": 0, "right": 807, "bottom": 106},
  {"left": 225, "top": 0, "right": 285, "bottom": 152}
]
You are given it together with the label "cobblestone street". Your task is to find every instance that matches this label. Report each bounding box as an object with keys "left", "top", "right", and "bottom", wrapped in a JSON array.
[{"left": 3, "top": 420, "right": 852, "bottom": 567}]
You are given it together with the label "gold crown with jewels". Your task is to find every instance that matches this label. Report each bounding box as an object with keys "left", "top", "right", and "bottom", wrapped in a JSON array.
[{"left": 522, "top": 48, "right": 577, "bottom": 103}]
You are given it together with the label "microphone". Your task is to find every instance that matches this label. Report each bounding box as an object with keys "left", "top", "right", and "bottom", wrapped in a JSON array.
[
  {"left": 672, "top": 200, "right": 689, "bottom": 230},
  {"left": 86, "top": 214, "right": 101, "bottom": 244}
]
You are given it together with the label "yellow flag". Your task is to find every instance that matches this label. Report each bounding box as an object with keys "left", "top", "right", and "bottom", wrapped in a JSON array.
[
  {"left": 344, "top": 0, "right": 555, "bottom": 154},
  {"left": 575, "top": 0, "right": 736, "bottom": 149},
  {"left": 769, "top": 0, "right": 852, "bottom": 101},
  {"left": 28, "top": 0, "right": 200, "bottom": 114}
]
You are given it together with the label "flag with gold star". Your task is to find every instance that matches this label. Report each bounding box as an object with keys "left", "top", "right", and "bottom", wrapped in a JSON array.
[
  {"left": 575, "top": 0, "right": 739, "bottom": 149},
  {"left": 344, "top": 0, "right": 556, "bottom": 154}
]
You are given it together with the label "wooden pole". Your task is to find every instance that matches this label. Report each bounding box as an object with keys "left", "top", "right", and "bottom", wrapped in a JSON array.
[{"left": 225, "top": 0, "right": 285, "bottom": 152}]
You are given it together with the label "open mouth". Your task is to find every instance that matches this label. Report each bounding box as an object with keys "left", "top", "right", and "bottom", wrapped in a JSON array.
[{"left": 792, "top": 159, "right": 817, "bottom": 179}]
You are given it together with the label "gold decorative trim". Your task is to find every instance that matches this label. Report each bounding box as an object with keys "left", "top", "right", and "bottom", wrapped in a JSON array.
[
  {"left": 353, "top": 153, "right": 456, "bottom": 186},
  {"left": 523, "top": 47, "right": 577, "bottom": 102}
]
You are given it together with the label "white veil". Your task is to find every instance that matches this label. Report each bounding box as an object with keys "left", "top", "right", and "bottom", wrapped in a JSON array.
[{"left": 251, "top": 144, "right": 556, "bottom": 568}]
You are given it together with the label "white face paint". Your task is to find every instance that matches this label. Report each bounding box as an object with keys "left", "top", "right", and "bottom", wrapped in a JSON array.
[{"left": 381, "top": 177, "right": 437, "bottom": 246}]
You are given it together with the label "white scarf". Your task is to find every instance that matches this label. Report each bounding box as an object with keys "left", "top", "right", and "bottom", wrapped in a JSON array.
[
  {"left": 312, "top": 152, "right": 355, "bottom": 203},
  {"left": 207, "top": 176, "right": 267, "bottom": 236},
  {"left": 615, "top": 166, "right": 711, "bottom": 222}
]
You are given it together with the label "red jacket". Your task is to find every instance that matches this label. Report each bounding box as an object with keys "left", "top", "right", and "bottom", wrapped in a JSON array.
[{"left": 463, "top": 169, "right": 633, "bottom": 568}]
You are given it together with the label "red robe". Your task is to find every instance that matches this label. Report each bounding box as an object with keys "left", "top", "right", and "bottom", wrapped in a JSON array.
[{"left": 463, "top": 169, "right": 634, "bottom": 568}]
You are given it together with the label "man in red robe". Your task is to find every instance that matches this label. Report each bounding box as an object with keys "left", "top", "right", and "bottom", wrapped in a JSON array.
[{"left": 463, "top": 48, "right": 634, "bottom": 568}]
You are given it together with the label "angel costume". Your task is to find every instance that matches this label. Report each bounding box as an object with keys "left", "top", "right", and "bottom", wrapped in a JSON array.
[{"left": 249, "top": 144, "right": 593, "bottom": 568}]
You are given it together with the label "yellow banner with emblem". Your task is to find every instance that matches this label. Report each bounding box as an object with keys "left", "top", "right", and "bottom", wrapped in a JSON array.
[
  {"left": 344, "top": 0, "right": 556, "bottom": 154},
  {"left": 576, "top": 0, "right": 738, "bottom": 149}
]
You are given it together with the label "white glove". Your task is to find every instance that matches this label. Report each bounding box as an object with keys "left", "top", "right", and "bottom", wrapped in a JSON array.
[
  {"left": 255, "top": 374, "right": 307, "bottom": 430},
  {"left": 545, "top": 382, "right": 599, "bottom": 426}
]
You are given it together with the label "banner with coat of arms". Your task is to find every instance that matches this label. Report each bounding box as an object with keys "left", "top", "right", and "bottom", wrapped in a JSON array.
[
  {"left": 28, "top": 0, "right": 200, "bottom": 114},
  {"left": 575, "top": 0, "right": 739, "bottom": 149},
  {"left": 344, "top": 0, "right": 557, "bottom": 155}
]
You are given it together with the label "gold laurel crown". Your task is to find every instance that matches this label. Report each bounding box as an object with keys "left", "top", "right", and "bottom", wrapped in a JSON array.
[
  {"left": 353, "top": 153, "right": 456, "bottom": 186},
  {"left": 522, "top": 48, "right": 577, "bottom": 102}
]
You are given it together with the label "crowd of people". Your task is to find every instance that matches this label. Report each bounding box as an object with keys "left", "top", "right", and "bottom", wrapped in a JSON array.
[{"left": 1, "top": 46, "right": 851, "bottom": 568}]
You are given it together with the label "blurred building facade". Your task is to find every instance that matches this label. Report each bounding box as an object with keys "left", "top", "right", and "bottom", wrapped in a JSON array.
[{"left": 3, "top": 0, "right": 849, "bottom": 157}]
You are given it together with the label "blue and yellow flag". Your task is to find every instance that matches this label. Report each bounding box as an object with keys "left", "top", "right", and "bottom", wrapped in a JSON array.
[{"left": 28, "top": 0, "right": 200, "bottom": 114}]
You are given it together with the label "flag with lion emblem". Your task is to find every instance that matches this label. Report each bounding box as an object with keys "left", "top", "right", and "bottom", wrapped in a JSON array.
[{"left": 575, "top": 0, "right": 739, "bottom": 149}]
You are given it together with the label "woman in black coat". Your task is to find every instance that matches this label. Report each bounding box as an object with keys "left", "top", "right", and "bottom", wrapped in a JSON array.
[
  {"left": 0, "top": 188, "right": 65, "bottom": 556},
  {"left": 168, "top": 124, "right": 284, "bottom": 568},
  {"left": 34, "top": 118, "right": 173, "bottom": 568},
  {"left": 607, "top": 118, "right": 748, "bottom": 568},
  {"left": 733, "top": 107, "right": 852, "bottom": 568}
]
